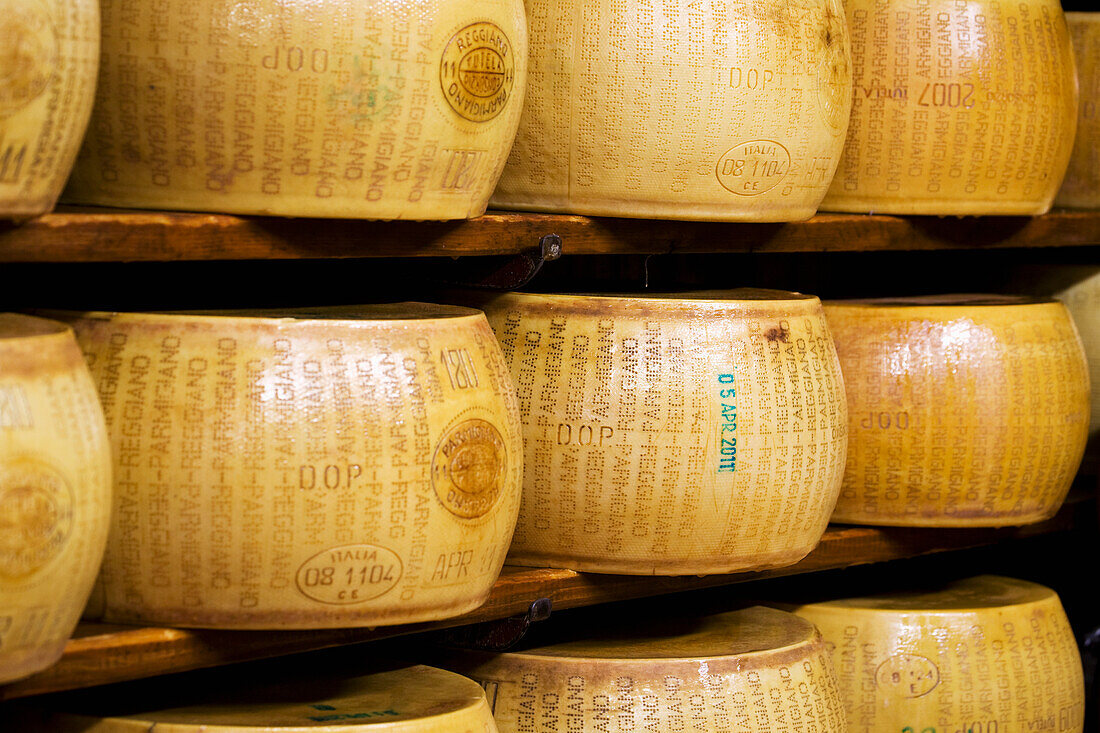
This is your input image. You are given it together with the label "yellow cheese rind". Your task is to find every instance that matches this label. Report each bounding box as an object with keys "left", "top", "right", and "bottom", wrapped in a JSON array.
[
  {"left": 17, "top": 664, "right": 500, "bottom": 731},
  {"left": 464, "top": 289, "right": 848, "bottom": 575},
  {"left": 0, "top": 314, "right": 112, "bottom": 684},
  {"left": 53, "top": 305, "right": 523, "bottom": 629},
  {"left": 60, "top": 0, "right": 527, "bottom": 220},
  {"left": 1055, "top": 13, "right": 1100, "bottom": 209},
  {"left": 442, "top": 607, "right": 847, "bottom": 733},
  {"left": 489, "top": 0, "right": 852, "bottom": 221},
  {"left": 1056, "top": 270, "right": 1100, "bottom": 458},
  {"left": 0, "top": 0, "right": 99, "bottom": 219},
  {"left": 792, "top": 576, "right": 1086, "bottom": 733},
  {"left": 825, "top": 295, "right": 1089, "bottom": 527},
  {"left": 819, "top": 0, "right": 1078, "bottom": 215}
]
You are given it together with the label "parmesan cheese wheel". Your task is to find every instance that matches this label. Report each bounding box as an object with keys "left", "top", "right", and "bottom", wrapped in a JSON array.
[
  {"left": 488, "top": 0, "right": 852, "bottom": 221},
  {"left": 441, "top": 606, "right": 847, "bottom": 733},
  {"left": 792, "top": 576, "right": 1086, "bottom": 733},
  {"left": 818, "top": 0, "right": 1078, "bottom": 215},
  {"left": 1056, "top": 271, "right": 1100, "bottom": 455},
  {"left": 0, "top": 0, "right": 98, "bottom": 219},
  {"left": 1055, "top": 13, "right": 1100, "bottom": 209},
  {"left": 17, "top": 665, "right": 499, "bottom": 732},
  {"left": 59, "top": 0, "right": 527, "bottom": 220},
  {"left": 460, "top": 289, "right": 848, "bottom": 575},
  {"left": 825, "top": 295, "right": 1089, "bottom": 527},
  {"left": 0, "top": 314, "right": 111, "bottom": 684},
  {"left": 52, "top": 305, "right": 522, "bottom": 629}
]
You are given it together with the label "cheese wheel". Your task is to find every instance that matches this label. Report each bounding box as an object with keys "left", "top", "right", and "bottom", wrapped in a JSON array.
[
  {"left": 59, "top": 0, "right": 527, "bottom": 220},
  {"left": 16, "top": 665, "right": 499, "bottom": 731},
  {"left": 1055, "top": 13, "right": 1100, "bottom": 209},
  {"left": 792, "top": 576, "right": 1086, "bottom": 733},
  {"left": 0, "top": 314, "right": 111, "bottom": 684},
  {"left": 818, "top": 0, "right": 1078, "bottom": 215},
  {"left": 441, "top": 606, "right": 847, "bottom": 733},
  {"left": 825, "top": 295, "right": 1089, "bottom": 527},
  {"left": 488, "top": 0, "right": 852, "bottom": 221},
  {"left": 52, "top": 305, "right": 522, "bottom": 629},
  {"left": 0, "top": 0, "right": 98, "bottom": 219},
  {"left": 1056, "top": 271, "right": 1100, "bottom": 457},
  {"left": 460, "top": 289, "right": 848, "bottom": 575}
]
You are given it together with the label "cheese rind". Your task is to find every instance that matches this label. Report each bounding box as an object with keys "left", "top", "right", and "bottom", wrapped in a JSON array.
[
  {"left": 53, "top": 305, "right": 523, "bottom": 629},
  {"left": 792, "top": 576, "right": 1086, "bottom": 733},
  {"left": 442, "top": 606, "right": 847, "bottom": 733},
  {"left": 819, "top": 0, "right": 1077, "bottom": 215},
  {"left": 464, "top": 289, "right": 848, "bottom": 575},
  {"left": 0, "top": 314, "right": 112, "bottom": 684},
  {"left": 0, "top": 0, "right": 99, "bottom": 218},
  {"left": 1056, "top": 270, "right": 1100, "bottom": 457},
  {"left": 489, "top": 0, "right": 852, "bottom": 221},
  {"left": 60, "top": 0, "right": 527, "bottom": 220},
  {"left": 825, "top": 295, "right": 1089, "bottom": 526},
  {"left": 1055, "top": 13, "right": 1100, "bottom": 209}
]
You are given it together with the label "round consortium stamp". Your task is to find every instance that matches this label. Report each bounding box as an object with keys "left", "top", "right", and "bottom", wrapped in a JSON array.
[
  {"left": 0, "top": 460, "right": 73, "bottom": 578},
  {"left": 716, "top": 140, "right": 791, "bottom": 196},
  {"left": 295, "top": 543, "right": 403, "bottom": 605},
  {"left": 431, "top": 417, "right": 507, "bottom": 519},
  {"left": 0, "top": 0, "right": 59, "bottom": 118},
  {"left": 875, "top": 653, "right": 941, "bottom": 698},
  {"left": 440, "top": 21, "right": 516, "bottom": 122}
]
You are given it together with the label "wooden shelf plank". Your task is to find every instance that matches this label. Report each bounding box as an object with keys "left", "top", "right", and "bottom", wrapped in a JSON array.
[
  {"left": 1, "top": 494, "right": 1090, "bottom": 701},
  {"left": 3, "top": 208, "right": 1100, "bottom": 263}
]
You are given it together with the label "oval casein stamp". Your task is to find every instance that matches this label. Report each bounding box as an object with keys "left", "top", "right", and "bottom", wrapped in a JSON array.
[
  {"left": 0, "top": 460, "right": 73, "bottom": 579},
  {"left": 295, "top": 544, "right": 403, "bottom": 605},
  {"left": 716, "top": 140, "right": 791, "bottom": 196},
  {"left": 440, "top": 21, "right": 516, "bottom": 122},
  {"left": 432, "top": 417, "right": 507, "bottom": 519},
  {"left": 875, "top": 653, "right": 940, "bottom": 698},
  {"left": 0, "top": 0, "right": 59, "bottom": 118}
]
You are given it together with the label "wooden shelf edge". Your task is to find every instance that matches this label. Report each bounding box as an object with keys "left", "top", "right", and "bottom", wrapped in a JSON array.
[
  {"left": 3, "top": 208, "right": 1100, "bottom": 262},
  {"left": 1, "top": 494, "right": 1090, "bottom": 701}
]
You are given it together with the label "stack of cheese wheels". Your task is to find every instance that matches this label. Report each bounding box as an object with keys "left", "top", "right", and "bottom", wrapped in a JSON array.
[
  {"left": 0, "top": 0, "right": 99, "bottom": 218},
  {"left": 489, "top": 0, "right": 852, "bottom": 220},
  {"left": 819, "top": 0, "right": 1078, "bottom": 215},
  {"left": 825, "top": 295, "right": 1089, "bottom": 527},
  {"left": 441, "top": 606, "right": 847, "bottom": 733},
  {"left": 0, "top": 314, "right": 111, "bottom": 684},
  {"left": 1056, "top": 13, "right": 1100, "bottom": 209},
  {"left": 15, "top": 665, "right": 500, "bottom": 731},
  {"left": 459, "top": 289, "right": 848, "bottom": 575},
  {"left": 52, "top": 304, "right": 522, "bottom": 629},
  {"left": 59, "top": 0, "right": 527, "bottom": 220},
  {"left": 793, "top": 576, "right": 1086, "bottom": 733}
]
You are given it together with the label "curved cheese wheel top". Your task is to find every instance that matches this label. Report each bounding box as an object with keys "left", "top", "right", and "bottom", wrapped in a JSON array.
[
  {"left": 825, "top": 294, "right": 1089, "bottom": 527},
  {"left": 18, "top": 665, "right": 499, "bottom": 731},
  {"left": 51, "top": 304, "right": 523, "bottom": 629},
  {"left": 60, "top": 0, "right": 527, "bottom": 220},
  {"left": 819, "top": 0, "right": 1078, "bottom": 215},
  {"left": 490, "top": 0, "right": 852, "bottom": 221},
  {"left": 0, "top": 313, "right": 112, "bottom": 684},
  {"left": 455, "top": 288, "right": 848, "bottom": 575},
  {"left": 0, "top": 0, "right": 99, "bottom": 219},
  {"left": 793, "top": 576, "right": 1086, "bottom": 733},
  {"left": 1056, "top": 13, "right": 1100, "bottom": 209},
  {"left": 442, "top": 606, "right": 846, "bottom": 733}
]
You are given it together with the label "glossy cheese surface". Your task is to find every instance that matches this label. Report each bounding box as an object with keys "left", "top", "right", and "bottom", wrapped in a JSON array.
[
  {"left": 443, "top": 606, "right": 847, "bottom": 733},
  {"left": 61, "top": 0, "right": 527, "bottom": 220},
  {"left": 490, "top": 0, "right": 852, "bottom": 221},
  {"left": 0, "top": 0, "right": 98, "bottom": 218},
  {"left": 819, "top": 0, "right": 1077, "bottom": 215},
  {"left": 1055, "top": 13, "right": 1100, "bottom": 209},
  {"left": 793, "top": 576, "right": 1086, "bottom": 733},
  {"left": 0, "top": 314, "right": 112, "bottom": 684},
  {"left": 18, "top": 665, "right": 499, "bottom": 731},
  {"left": 464, "top": 289, "right": 848, "bottom": 575},
  {"left": 825, "top": 295, "right": 1089, "bottom": 527},
  {"left": 54, "top": 305, "right": 522, "bottom": 629}
]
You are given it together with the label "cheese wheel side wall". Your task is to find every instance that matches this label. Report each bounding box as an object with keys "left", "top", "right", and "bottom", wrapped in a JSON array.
[
  {"left": 0, "top": 0, "right": 99, "bottom": 218},
  {"left": 0, "top": 320, "right": 112, "bottom": 684},
  {"left": 826, "top": 301, "right": 1089, "bottom": 526},
  {"left": 1055, "top": 13, "right": 1100, "bottom": 209},
  {"left": 61, "top": 311, "right": 522, "bottom": 629},
  {"left": 60, "top": 0, "right": 528, "bottom": 220},
  {"left": 476, "top": 293, "right": 848, "bottom": 575}
]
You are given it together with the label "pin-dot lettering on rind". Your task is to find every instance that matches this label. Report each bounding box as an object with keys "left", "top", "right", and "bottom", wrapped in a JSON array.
[{"left": 0, "top": 0, "right": 59, "bottom": 118}]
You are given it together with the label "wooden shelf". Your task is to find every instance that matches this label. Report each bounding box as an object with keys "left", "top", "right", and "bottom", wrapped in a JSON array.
[
  {"left": 3, "top": 208, "right": 1100, "bottom": 263},
  {"left": 1, "top": 492, "right": 1091, "bottom": 701}
]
